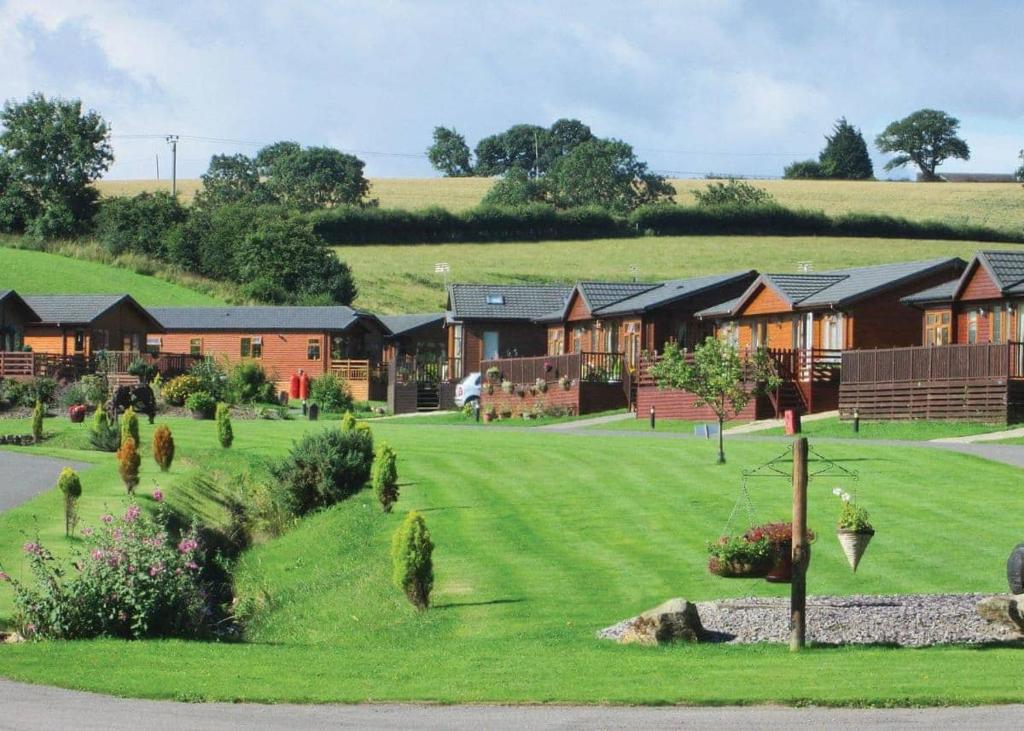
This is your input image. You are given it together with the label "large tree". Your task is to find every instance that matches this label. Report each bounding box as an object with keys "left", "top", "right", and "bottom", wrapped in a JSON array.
[
  {"left": 0, "top": 92, "right": 112, "bottom": 237},
  {"left": 819, "top": 118, "right": 873, "bottom": 179},
  {"left": 474, "top": 123, "right": 548, "bottom": 177},
  {"left": 544, "top": 139, "right": 673, "bottom": 213},
  {"left": 196, "top": 153, "right": 264, "bottom": 208},
  {"left": 264, "top": 146, "right": 370, "bottom": 210},
  {"left": 875, "top": 109, "right": 969, "bottom": 181},
  {"left": 426, "top": 127, "right": 473, "bottom": 177}
]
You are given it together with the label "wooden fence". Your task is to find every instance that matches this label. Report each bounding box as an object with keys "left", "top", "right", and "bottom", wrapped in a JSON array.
[
  {"left": 842, "top": 342, "right": 1023, "bottom": 384},
  {"left": 480, "top": 352, "right": 627, "bottom": 386},
  {"left": 0, "top": 351, "right": 201, "bottom": 380}
]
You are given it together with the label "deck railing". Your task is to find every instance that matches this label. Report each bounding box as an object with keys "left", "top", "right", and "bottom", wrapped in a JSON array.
[
  {"left": 842, "top": 342, "right": 1023, "bottom": 384},
  {"left": 479, "top": 351, "right": 628, "bottom": 386},
  {"left": 636, "top": 347, "right": 840, "bottom": 387},
  {"left": 0, "top": 351, "right": 34, "bottom": 377},
  {"left": 0, "top": 350, "right": 202, "bottom": 379}
]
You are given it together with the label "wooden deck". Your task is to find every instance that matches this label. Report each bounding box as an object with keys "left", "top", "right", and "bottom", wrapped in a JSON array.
[
  {"left": 0, "top": 351, "right": 201, "bottom": 381},
  {"left": 838, "top": 342, "right": 1024, "bottom": 423}
]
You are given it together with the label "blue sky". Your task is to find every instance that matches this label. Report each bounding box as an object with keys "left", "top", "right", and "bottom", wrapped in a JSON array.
[{"left": 2, "top": 0, "right": 1021, "bottom": 179}]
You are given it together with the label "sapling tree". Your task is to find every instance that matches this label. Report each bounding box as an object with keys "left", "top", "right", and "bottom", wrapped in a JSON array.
[
  {"left": 650, "top": 336, "right": 781, "bottom": 464},
  {"left": 216, "top": 403, "right": 233, "bottom": 448},
  {"left": 391, "top": 511, "right": 434, "bottom": 610},
  {"left": 57, "top": 468, "right": 82, "bottom": 536},
  {"left": 372, "top": 443, "right": 399, "bottom": 512}
]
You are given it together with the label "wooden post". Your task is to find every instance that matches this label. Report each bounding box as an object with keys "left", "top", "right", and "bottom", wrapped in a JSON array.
[{"left": 790, "top": 436, "right": 809, "bottom": 652}]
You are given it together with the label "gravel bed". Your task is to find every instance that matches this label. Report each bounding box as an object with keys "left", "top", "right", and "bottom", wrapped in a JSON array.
[{"left": 598, "top": 593, "right": 1023, "bottom": 647}]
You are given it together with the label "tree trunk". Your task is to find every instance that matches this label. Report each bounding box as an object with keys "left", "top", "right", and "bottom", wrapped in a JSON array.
[{"left": 717, "top": 416, "right": 726, "bottom": 464}]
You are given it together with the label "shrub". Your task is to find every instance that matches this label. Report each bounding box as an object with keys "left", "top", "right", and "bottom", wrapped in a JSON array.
[
  {"left": 117, "top": 436, "right": 141, "bottom": 494},
  {"left": 79, "top": 374, "right": 109, "bottom": 406},
  {"left": 189, "top": 357, "right": 227, "bottom": 401},
  {"left": 692, "top": 179, "right": 776, "bottom": 208},
  {"left": 783, "top": 159, "right": 825, "bottom": 179},
  {"left": 127, "top": 357, "right": 158, "bottom": 384},
  {"left": 89, "top": 408, "right": 120, "bottom": 452},
  {"left": 185, "top": 391, "right": 215, "bottom": 417},
  {"left": 309, "top": 372, "right": 353, "bottom": 413},
  {"left": 161, "top": 374, "right": 203, "bottom": 406},
  {"left": 340, "top": 411, "right": 358, "bottom": 432},
  {"left": 0, "top": 504, "right": 208, "bottom": 639},
  {"left": 371, "top": 443, "right": 399, "bottom": 512},
  {"left": 228, "top": 361, "right": 274, "bottom": 403},
  {"left": 57, "top": 467, "right": 82, "bottom": 537},
  {"left": 269, "top": 427, "right": 374, "bottom": 515},
  {"left": 391, "top": 511, "right": 434, "bottom": 610},
  {"left": 31, "top": 400, "right": 44, "bottom": 441},
  {"left": 6, "top": 377, "right": 59, "bottom": 408},
  {"left": 152, "top": 424, "right": 174, "bottom": 472},
  {"left": 95, "top": 191, "right": 187, "bottom": 258},
  {"left": 58, "top": 382, "right": 88, "bottom": 409},
  {"left": 216, "top": 403, "right": 234, "bottom": 448},
  {"left": 120, "top": 406, "right": 140, "bottom": 447}
]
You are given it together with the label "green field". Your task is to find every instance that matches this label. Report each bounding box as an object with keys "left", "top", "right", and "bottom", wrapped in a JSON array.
[
  {"left": 0, "top": 246, "right": 220, "bottom": 305},
  {"left": 1, "top": 415, "right": 1023, "bottom": 705}
]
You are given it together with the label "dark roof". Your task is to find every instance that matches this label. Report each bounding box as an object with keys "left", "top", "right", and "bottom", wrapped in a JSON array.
[
  {"left": 22, "top": 294, "right": 161, "bottom": 329},
  {"left": 900, "top": 280, "right": 959, "bottom": 306},
  {"left": 595, "top": 271, "right": 757, "bottom": 316},
  {"left": 150, "top": 306, "right": 375, "bottom": 333},
  {"left": 379, "top": 313, "right": 445, "bottom": 336},
  {"left": 577, "top": 281, "right": 661, "bottom": 312},
  {"left": 760, "top": 274, "right": 848, "bottom": 304},
  {"left": 447, "top": 284, "right": 574, "bottom": 321},
  {"left": 973, "top": 250, "right": 1024, "bottom": 295},
  {"left": 695, "top": 295, "right": 742, "bottom": 319},
  {"left": 0, "top": 290, "right": 39, "bottom": 321}
]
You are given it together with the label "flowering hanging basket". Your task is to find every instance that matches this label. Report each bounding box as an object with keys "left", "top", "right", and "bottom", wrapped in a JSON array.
[
  {"left": 707, "top": 556, "right": 773, "bottom": 579},
  {"left": 836, "top": 529, "right": 874, "bottom": 572}
]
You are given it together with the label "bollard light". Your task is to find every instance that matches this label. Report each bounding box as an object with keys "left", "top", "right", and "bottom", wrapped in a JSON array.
[{"left": 650, "top": 405, "right": 656, "bottom": 430}]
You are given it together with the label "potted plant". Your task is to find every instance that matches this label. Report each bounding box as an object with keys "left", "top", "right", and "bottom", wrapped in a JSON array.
[
  {"left": 483, "top": 382, "right": 494, "bottom": 395},
  {"left": 486, "top": 366, "right": 501, "bottom": 384},
  {"left": 68, "top": 404, "right": 87, "bottom": 423},
  {"left": 499, "top": 408, "right": 512, "bottom": 420},
  {"left": 185, "top": 391, "right": 216, "bottom": 420},
  {"left": 745, "top": 522, "right": 815, "bottom": 583},
  {"left": 501, "top": 379, "right": 515, "bottom": 394},
  {"left": 707, "top": 535, "right": 774, "bottom": 578},
  {"left": 534, "top": 377, "right": 548, "bottom": 394},
  {"left": 559, "top": 375, "right": 572, "bottom": 390},
  {"left": 483, "top": 406, "right": 496, "bottom": 423},
  {"left": 833, "top": 488, "right": 874, "bottom": 571}
]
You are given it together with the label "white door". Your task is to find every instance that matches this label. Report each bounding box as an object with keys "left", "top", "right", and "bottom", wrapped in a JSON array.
[
  {"left": 804, "top": 313, "right": 814, "bottom": 351},
  {"left": 483, "top": 331, "right": 500, "bottom": 360}
]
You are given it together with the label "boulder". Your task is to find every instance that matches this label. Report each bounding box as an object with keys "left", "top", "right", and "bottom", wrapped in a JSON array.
[
  {"left": 0, "top": 631, "right": 25, "bottom": 644},
  {"left": 976, "top": 594, "right": 1024, "bottom": 634},
  {"left": 618, "top": 598, "right": 704, "bottom": 646}
]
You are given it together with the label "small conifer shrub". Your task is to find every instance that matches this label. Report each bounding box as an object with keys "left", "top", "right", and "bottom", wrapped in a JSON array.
[
  {"left": 117, "top": 437, "right": 141, "bottom": 494},
  {"left": 216, "top": 403, "right": 233, "bottom": 448},
  {"left": 372, "top": 443, "right": 399, "bottom": 512},
  {"left": 120, "top": 406, "right": 140, "bottom": 447},
  {"left": 89, "top": 408, "right": 120, "bottom": 452},
  {"left": 152, "top": 424, "right": 175, "bottom": 472},
  {"left": 31, "top": 400, "right": 44, "bottom": 441},
  {"left": 391, "top": 511, "right": 434, "bottom": 610}
]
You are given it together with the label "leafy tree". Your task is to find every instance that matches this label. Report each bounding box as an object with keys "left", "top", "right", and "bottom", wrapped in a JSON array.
[
  {"left": 196, "top": 153, "right": 265, "bottom": 208},
  {"left": 875, "top": 109, "right": 970, "bottom": 181},
  {"left": 819, "top": 118, "right": 873, "bottom": 179},
  {"left": 1015, "top": 150, "right": 1024, "bottom": 183},
  {"left": 254, "top": 140, "right": 301, "bottom": 176},
  {"left": 426, "top": 127, "right": 473, "bottom": 177},
  {"left": 543, "top": 118, "right": 593, "bottom": 167},
  {"left": 391, "top": 511, "right": 434, "bottom": 609},
  {"left": 692, "top": 178, "right": 774, "bottom": 208},
  {"left": 265, "top": 147, "right": 370, "bottom": 210},
  {"left": 95, "top": 192, "right": 187, "bottom": 258},
  {"left": 0, "top": 92, "right": 112, "bottom": 237},
  {"left": 783, "top": 159, "right": 825, "bottom": 180},
  {"left": 650, "top": 337, "right": 781, "bottom": 464},
  {"left": 545, "top": 139, "right": 673, "bottom": 213},
  {"left": 57, "top": 468, "right": 82, "bottom": 537},
  {"left": 480, "top": 167, "right": 546, "bottom": 207},
  {"left": 474, "top": 123, "right": 548, "bottom": 177}
]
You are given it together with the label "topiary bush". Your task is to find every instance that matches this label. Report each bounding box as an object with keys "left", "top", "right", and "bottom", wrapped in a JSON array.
[
  {"left": 216, "top": 402, "right": 233, "bottom": 448},
  {"left": 391, "top": 511, "right": 434, "bottom": 610},
  {"left": 57, "top": 467, "right": 82, "bottom": 537},
  {"left": 152, "top": 424, "right": 174, "bottom": 472},
  {"left": 161, "top": 374, "right": 203, "bottom": 406},
  {"left": 372, "top": 443, "right": 399, "bottom": 513},
  {"left": 117, "top": 436, "right": 141, "bottom": 494},
  {"left": 120, "top": 406, "right": 140, "bottom": 447},
  {"left": 269, "top": 427, "right": 374, "bottom": 515},
  {"left": 31, "top": 399, "right": 44, "bottom": 441},
  {"left": 89, "top": 408, "right": 120, "bottom": 452},
  {"left": 309, "top": 373, "right": 353, "bottom": 413}
]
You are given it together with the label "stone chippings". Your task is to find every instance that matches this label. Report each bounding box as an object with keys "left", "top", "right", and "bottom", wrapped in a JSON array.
[{"left": 598, "top": 594, "right": 1023, "bottom": 647}]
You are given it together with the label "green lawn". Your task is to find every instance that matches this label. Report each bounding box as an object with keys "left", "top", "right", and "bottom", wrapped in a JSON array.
[
  {"left": 584, "top": 417, "right": 751, "bottom": 433},
  {"left": 379, "top": 408, "right": 626, "bottom": 427},
  {"left": 760, "top": 417, "right": 1012, "bottom": 441},
  {"left": 1, "top": 416, "right": 1023, "bottom": 705}
]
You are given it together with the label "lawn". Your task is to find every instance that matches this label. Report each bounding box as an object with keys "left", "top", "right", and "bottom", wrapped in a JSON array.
[
  {"left": 0, "top": 246, "right": 219, "bottom": 306},
  {"left": 379, "top": 407, "right": 626, "bottom": 427},
  {"left": 759, "top": 417, "right": 1013, "bottom": 441},
  {"left": 336, "top": 235, "right": 989, "bottom": 313},
  {"left": 1, "top": 414, "right": 1023, "bottom": 705},
  {"left": 585, "top": 417, "right": 740, "bottom": 433}
]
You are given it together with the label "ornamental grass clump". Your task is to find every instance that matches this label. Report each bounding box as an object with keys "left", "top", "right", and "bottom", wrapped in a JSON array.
[
  {"left": 269, "top": 426, "right": 374, "bottom": 515},
  {"left": 31, "top": 399, "right": 44, "bottom": 441},
  {"left": 57, "top": 468, "right": 82, "bottom": 537},
  {"left": 391, "top": 511, "right": 434, "bottom": 610},
  {"left": 0, "top": 504, "right": 209, "bottom": 639},
  {"left": 152, "top": 424, "right": 174, "bottom": 472},
  {"left": 117, "top": 436, "right": 141, "bottom": 494},
  {"left": 89, "top": 408, "right": 120, "bottom": 452},
  {"left": 120, "top": 406, "right": 140, "bottom": 447},
  {"left": 371, "top": 443, "right": 399, "bottom": 512},
  {"left": 216, "top": 403, "right": 233, "bottom": 448}
]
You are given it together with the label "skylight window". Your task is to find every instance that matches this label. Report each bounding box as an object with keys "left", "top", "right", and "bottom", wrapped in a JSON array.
[{"left": 485, "top": 294, "right": 505, "bottom": 305}]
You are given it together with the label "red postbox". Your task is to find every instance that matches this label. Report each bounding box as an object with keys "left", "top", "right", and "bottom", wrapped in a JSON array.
[
  {"left": 299, "top": 371, "right": 310, "bottom": 401},
  {"left": 289, "top": 373, "right": 300, "bottom": 399},
  {"left": 784, "top": 409, "right": 801, "bottom": 436}
]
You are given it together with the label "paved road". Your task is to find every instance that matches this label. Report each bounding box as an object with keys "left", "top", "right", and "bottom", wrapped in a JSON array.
[
  {"left": 0, "top": 451, "right": 91, "bottom": 511},
  {"left": 0, "top": 679, "right": 1021, "bottom": 730}
]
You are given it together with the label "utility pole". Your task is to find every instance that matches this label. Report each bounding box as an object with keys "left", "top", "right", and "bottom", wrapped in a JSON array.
[
  {"left": 166, "top": 135, "right": 179, "bottom": 196},
  {"left": 533, "top": 130, "right": 540, "bottom": 180},
  {"left": 790, "top": 437, "right": 809, "bottom": 652},
  {"left": 155, "top": 153, "right": 160, "bottom": 181}
]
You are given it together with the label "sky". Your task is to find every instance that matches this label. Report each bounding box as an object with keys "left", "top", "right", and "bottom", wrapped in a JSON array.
[{"left": 1, "top": 0, "right": 1021, "bottom": 180}]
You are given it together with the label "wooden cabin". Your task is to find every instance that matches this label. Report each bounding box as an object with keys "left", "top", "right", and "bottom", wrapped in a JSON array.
[
  {"left": 22, "top": 294, "right": 162, "bottom": 358},
  {"left": 0, "top": 290, "right": 37, "bottom": 352},
  {"left": 149, "top": 306, "right": 389, "bottom": 400},
  {"left": 379, "top": 313, "right": 447, "bottom": 364}
]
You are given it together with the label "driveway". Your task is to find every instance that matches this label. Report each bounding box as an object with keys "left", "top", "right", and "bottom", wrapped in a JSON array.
[{"left": 0, "top": 451, "right": 91, "bottom": 511}]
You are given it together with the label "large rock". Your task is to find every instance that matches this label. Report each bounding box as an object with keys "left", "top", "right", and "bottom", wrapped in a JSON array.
[
  {"left": 618, "top": 598, "right": 704, "bottom": 646},
  {"left": 976, "top": 594, "right": 1024, "bottom": 634}
]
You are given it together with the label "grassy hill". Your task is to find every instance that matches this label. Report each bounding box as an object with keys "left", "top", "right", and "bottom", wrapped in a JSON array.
[
  {"left": 0, "top": 246, "right": 220, "bottom": 305},
  {"left": 339, "top": 235, "right": 998, "bottom": 313},
  {"left": 96, "top": 178, "right": 1024, "bottom": 233}
]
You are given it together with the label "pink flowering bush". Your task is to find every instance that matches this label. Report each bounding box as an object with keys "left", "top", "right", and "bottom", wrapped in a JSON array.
[{"left": 0, "top": 503, "right": 209, "bottom": 640}]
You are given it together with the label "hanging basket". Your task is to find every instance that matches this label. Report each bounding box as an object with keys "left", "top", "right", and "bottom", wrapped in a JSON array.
[
  {"left": 708, "top": 556, "right": 773, "bottom": 579},
  {"left": 836, "top": 529, "right": 874, "bottom": 572}
]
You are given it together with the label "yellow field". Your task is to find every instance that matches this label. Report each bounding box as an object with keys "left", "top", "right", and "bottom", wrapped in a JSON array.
[
  {"left": 95, "top": 178, "right": 1024, "bottom": 232},
  {"left": 338, "top": 235, "right": 994, "bottom": 314}
]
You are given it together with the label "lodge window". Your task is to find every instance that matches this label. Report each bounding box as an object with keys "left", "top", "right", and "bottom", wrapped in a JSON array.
[
  {"left": 241, "top": 337, "right": 263, "bottom": 358},
  {"left": 189, "top": 338, "right": 202, "bottom": 356},
  {"left": 73, "top": 329, "right": 85, "bottom": 352},
  {"left": 572, "top": 326, "right": 583, "bottom": 353},
  {"left": 452, "top": 324, "right": 463, "bottom": 360},
  {"left": 992, "top": 305, "right": 1008, "bottom": 344},
  {"left": 925, "top": 312, "right": 951, "bottom": 346},
  {"left": 308, "top": 338, "right": 322, "bottom": 361},
  {"left": 548, "top": 328, "right": 563, "bottom": 355},
  {"left": 719, "top": 321, "right": 739, "bottom": 348},
  {"left": 146, "top": 336, "right": 161, "bottom": 356},
  {"left": 967, "top": 311, "right": 979, "bottom": 344}
]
